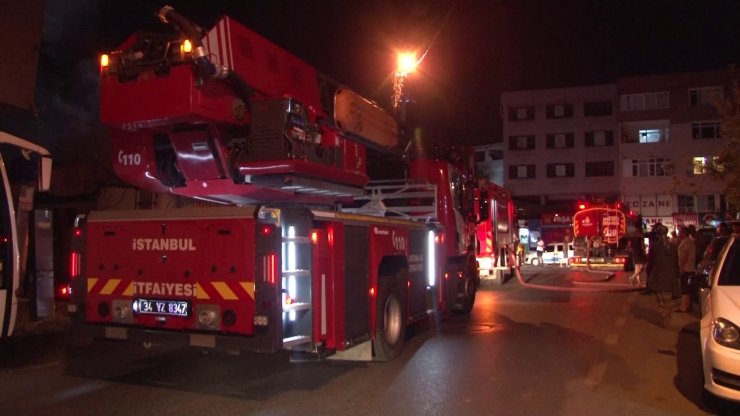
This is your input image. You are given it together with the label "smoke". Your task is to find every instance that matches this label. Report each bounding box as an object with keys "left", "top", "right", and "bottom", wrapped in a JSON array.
[{"left": 33, "top": 0, "right": 103, "bottom": 159}]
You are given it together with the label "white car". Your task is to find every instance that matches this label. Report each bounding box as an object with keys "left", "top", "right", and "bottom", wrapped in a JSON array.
[
  {"left": 524, "top": 242, "right": 574, "bottom": 266},
  {"left": 699, "top": 235, "right": 740, "bottom": 403}
]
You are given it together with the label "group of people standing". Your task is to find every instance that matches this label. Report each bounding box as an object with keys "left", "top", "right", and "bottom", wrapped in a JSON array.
[{"left": 627, "top": 223, "right": 700, "bottom": 326}]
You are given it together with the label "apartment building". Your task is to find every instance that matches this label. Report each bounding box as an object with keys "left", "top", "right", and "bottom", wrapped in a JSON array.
[
  {"left": 501, "top": 84, "right": 620, "bottom": 217},
  {"left": 618, "top": 69, "right": 734, "bottom": 228},
  {"left": 500, "top": 68, "right": 737, "bottom": 231}
]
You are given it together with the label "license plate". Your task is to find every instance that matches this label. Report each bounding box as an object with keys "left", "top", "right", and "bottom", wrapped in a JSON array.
[{"left": 133, "top": 298, "right": 190, "bottom": 317}]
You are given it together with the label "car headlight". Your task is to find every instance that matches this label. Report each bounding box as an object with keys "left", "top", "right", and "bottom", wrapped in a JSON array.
[{"left": 713, "top": 318, "right": 740, "bottom": 349}]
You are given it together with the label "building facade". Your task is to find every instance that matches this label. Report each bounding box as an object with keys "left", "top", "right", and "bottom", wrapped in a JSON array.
[
  {"left": 500, "top": 68, "right": 736, "bottom": 234},
  {"left": 618, "top": 69, "right": 734, "bottom": 229},
  {"left": 501, "top": 84, "right": 620, "bottom": 216}
]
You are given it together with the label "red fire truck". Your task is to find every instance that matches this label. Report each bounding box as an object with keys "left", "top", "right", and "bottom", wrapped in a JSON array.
[
  {"left": 68, "top": 6, "right": 482, "bottom": 361},
  {"left": 568, "top": 202, "right": 629, "bottom": 269},
  {"left": 475, "top": 180, "right": 517, "bottom": 284}
]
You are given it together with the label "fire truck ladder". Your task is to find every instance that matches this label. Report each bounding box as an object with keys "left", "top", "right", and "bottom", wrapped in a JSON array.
[
  {"left": 345, "top": 179, "right": 437, "bottom": 222},
  {"left": 280, "top": 210, "right": 314, "bottom": 352}
]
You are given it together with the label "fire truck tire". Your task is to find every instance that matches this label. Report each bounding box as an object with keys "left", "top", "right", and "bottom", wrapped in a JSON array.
[
  {"left": 455, "top": 275, "right": 476, "bottom": 314},
  {"left": 374, "top": 277, "right": 406, "bottom": 361}
]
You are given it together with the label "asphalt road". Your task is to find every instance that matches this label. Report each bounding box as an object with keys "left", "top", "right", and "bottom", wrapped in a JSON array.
[{"left": 1, "top": 266, "right": 739, "bottom": 416}]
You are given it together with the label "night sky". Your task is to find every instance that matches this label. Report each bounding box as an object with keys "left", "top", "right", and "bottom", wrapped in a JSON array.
[{"left": 5, "top": 0, "right": 740, "bottom": 168}]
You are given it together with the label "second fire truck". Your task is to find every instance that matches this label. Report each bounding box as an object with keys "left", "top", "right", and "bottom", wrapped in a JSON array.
[
  {"left": 475, "top": 180, "right": 517, "bottom": 284},
  {"left": 69, "top": 6, "right": 484, "bottom": 360}
]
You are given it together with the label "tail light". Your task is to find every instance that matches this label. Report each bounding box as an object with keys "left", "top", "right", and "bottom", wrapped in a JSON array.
[
  {"left": 59, "top": 284, "right": 71, "bottom": 299},
  {"left": 262, "top": 253, "right": 277, "bottom": 284},
  {"left": 70, "top": 251, "right": 81, "bottom": 278},
  {"left": 70, "top": 225, "right": 84, "bottom": 279}
]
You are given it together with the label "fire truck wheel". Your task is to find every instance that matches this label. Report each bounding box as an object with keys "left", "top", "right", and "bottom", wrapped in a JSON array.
[
  {"left": 456, "top": 275, "right": 476, "bottom": 314},
  {"left": 374, "top": 278, "right": 406, "bottom": 361}
]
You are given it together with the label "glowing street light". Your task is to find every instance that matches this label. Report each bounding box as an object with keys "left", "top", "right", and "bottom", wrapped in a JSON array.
[
  {"left": 396, "top": 52, "right": 418, "bottom": 77},
  {"left": 393, "top": 51, "right": 420, "bottom": 115}
]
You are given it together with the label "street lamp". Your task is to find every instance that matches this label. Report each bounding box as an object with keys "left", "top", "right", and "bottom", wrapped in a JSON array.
[{"left": 392, "top": 51, "right": 419, "bottom": 118}]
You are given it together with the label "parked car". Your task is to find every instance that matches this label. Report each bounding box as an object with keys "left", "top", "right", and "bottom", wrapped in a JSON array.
[
  {"left": 524, "top": 242, "right": 574, "bottom": 266},
  {"left": 698, "top": 236, "right": 732, "bottom": 278},
  {"left": 699, "top": 234, "right": 740, "bottom": 403}
]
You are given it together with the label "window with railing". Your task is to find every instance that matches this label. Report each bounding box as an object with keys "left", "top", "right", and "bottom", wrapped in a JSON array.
[
  {"left": 677, "top": 194, "right": 695, "bottom": 213},
  {"left": 692, "top": 121, "right": 721, "bottom": 140},
  {"left": 626, "top": 157, "right": 672, "bottom": 177},
  {"left": 676, "top": 194, "right": 714, "bottom": 213},
  {"left": 638, "top": 128, "right": 669, "bottom": 143},
  {"left": 620, "top": 92, "right": 669, "bottom": 111},
  {"left": 688, "top": 86, "right": 723, "bottom": 107}
]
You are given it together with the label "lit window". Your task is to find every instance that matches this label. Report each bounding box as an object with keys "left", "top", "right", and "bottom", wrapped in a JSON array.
[
  {"left": 639, "top": 129, "right": 666, "bottom": 143},
  {"left": 692, "top": 156, "right": 721, "bottom": 175}
]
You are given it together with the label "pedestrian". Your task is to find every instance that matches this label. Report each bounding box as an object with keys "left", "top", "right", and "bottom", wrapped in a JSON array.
[
  {"left": 516, "top": 241, "right": 524, "bottom": 266},
  {"left": 628, "top": 233, "right": 647, "bottom": 286},
  {"left": 536, "top": 237, "right": 545, "bottom": 266},
  {"left": 676, "top": 226, "right": 696, "bottom": 313},
  {"left": 669, "top": 230, "right": 680, "bottom": 245},
  {"left": 646, "top": 224, "right": 681, "bottom": 326}
]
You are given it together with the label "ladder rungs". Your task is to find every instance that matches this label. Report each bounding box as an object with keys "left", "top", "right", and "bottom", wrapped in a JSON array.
[
  {"left": 283, "top": 335, "right": 312, "bottom": 348},
  {"left": 282, "top": 269, "right": 310, "bottom": 277},
  {"left": 283, "top": 302, "right": 311, "bottom": 312}
]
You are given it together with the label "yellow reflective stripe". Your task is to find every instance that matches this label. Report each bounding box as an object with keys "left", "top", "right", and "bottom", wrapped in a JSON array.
[
  {"left": 240, "top": 282, "right": 255, "bottom": 299},
  {"left": 122, "top": 282, "right": 134, "bottom": 297},
  {"left": 195, "top": 283, "right": 210, "bottom": 300},
  {"left": 87, "top": 278, "right": 98, "bottom": 294},
  {"left": 211, "top": 282, "right": 238, "bottom": 300},
  {"left": 100, "top": 278, "right": 121, "bottom": 295}
]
